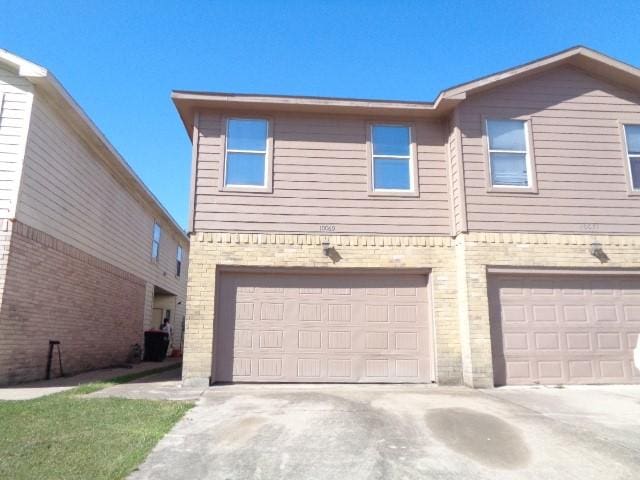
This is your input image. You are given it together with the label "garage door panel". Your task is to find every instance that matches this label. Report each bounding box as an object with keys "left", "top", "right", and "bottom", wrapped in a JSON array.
[
  {"left": 229, "top": 355, "right": 430, "bottom": 383},
  {"left": 566, "top": 332, "right": 592, "bottom": 351},
  {"left": 490, "top": 275, "right": 640, "bottom": 385},
  {"left": 216, "top": 272, "right": 432, "bottom": 383}
]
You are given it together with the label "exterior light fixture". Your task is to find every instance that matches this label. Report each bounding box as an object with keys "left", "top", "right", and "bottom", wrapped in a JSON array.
[
  {"left": 322, "top": 241, "right": 331, "bottom": 256},
  {"left": 590, "top": 241, "right": 609, "bottom": 263}
]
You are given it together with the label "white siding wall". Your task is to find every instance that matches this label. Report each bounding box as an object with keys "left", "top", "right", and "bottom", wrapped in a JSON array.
[
  {"left": 16, "top": 90, "right": 188, "bottom": 326},
  {"left": 0, "top": 65, "right": 33, "bottom": 219},
  {"left": 0, "top": 66, "right": 33, "bottom": 312}
]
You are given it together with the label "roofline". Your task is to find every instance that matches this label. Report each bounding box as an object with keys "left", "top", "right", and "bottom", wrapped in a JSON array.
[
  {"left": 173, "top": 89, "right": 437, "bottom": 107},
  {"left": 0, "top": 48, "right": 188, "bottom": 241},
  {"left": 436, "top": 45, "right": 640, "bottom": 99},
  {"left": 172, "top": 45, "right": 640, "bottom": 137},
  {"left": 171, "top": 90, "right": 452, "bottom": 137}
]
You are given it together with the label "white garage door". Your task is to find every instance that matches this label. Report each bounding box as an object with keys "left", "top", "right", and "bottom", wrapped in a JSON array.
[
  {"left": 214, "top": 271, "right": 433, "bottom": 383},
  {"left": 490, "top": 275, "right": 640, "bottom": 385}
]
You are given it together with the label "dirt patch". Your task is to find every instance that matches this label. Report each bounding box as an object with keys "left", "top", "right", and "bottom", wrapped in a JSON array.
[{"left": 425, "top": 407, "right": 531, "bottom": 469}]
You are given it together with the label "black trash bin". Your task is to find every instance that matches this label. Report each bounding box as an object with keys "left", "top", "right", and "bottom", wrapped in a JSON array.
[{"left": 143, "top": 330, "right": 169, "bottom": 362}]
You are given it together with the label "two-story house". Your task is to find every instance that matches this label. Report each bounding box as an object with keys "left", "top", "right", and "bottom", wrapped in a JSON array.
[
  {"left": 0, "top": 50, "right": 189, "bottom": 384},
  {"left": 174, "top": 46, "right": 640, "bottom": 388}
]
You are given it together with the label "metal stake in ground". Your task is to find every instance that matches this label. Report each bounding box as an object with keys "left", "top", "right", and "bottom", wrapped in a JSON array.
[{"left": 45, "top": 340, "right": 64, "bottom": 380}]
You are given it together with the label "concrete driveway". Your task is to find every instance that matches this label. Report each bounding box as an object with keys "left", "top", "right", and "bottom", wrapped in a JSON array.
[{"left": 128, "top": 383, "right": 640, "bottom": 480}]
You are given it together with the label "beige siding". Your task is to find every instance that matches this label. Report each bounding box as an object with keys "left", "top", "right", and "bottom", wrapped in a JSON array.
[
  {"left": 194, "top": 112, "right": 451, "bottom": 235},
  {"left": 0, "top": 65, "right": 33, "bottom": 219},
  {"left": 457, "top": 65, "right": 640, "bottom": 234},
  {"left": 17, "top": 91, "right": 188, "bottom": 322}
]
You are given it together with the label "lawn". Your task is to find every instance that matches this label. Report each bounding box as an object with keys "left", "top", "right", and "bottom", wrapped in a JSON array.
[{"left": 0, "top": 367, "right": 193, "bottom": 480}]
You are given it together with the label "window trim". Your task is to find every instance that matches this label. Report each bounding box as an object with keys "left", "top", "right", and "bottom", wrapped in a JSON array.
[
  {"left": 219, "top": 116, "right": 273, "bottom": 193},
  {"left": 176, "top": 245, "right": 183, "bottom": 277},
  {"left": 620, "top": 122, "right": 640, "bottom": 196},
  {"left": 483, "top": 117, "right": 538, "bottom": 194},
  {"left": 151, "top": 221, "right": 161, "bottom": 262},
  {"left": 366, "top": 122, "right": 419, "bottom": 197}
]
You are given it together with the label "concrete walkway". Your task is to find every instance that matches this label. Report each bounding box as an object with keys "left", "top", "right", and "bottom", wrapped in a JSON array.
[
  {"left": 0, "top": 358, "right": 182, "bottom": 400},
  {"left": 126, "top": 383, "right": 640, "bottom": 480},
  {"left": 87, "top": 367, "right": 205, "bottom": 401}
]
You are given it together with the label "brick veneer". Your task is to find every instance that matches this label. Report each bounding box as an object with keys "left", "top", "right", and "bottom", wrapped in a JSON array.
[
  {"left": 459, "top": 232, "right": 640, "bottom": 387},
  {"left": 183, "top": 231, "right": 640, "bottom": 388},
  {"left": 0, "top": 221, "right": 146, "bottom": 385},
  {"left": 183, "top": 232, "right": 460, "bottom": 386}
]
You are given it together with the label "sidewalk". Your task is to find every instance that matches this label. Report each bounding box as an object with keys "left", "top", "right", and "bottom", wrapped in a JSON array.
[
  {"left": 87, "top": 367, "right": 206, "bottom": 401},
  {"left": 0, "top": 358, "right": 182, "bottom": 400}
]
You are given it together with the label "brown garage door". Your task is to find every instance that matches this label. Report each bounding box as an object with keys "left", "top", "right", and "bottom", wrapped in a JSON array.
[
  {"left": 215, "top": 271, "right": 433, "bottom": 383},
  {"left": 489, "top": 275, "right": 640, "bottom": 385}
]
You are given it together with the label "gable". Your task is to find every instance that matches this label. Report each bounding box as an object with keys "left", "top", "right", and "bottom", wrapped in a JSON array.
[{"left": 461, "top": 64, "right": 640, "bottom": 117}]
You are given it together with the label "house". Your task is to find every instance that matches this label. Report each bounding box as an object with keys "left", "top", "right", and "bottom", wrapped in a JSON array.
[
  {"left": 0, "top": 50, "right": 188, "bottom": 385},
  {"left": 173, "top": 46, "right": 640, "bottom": 388}
]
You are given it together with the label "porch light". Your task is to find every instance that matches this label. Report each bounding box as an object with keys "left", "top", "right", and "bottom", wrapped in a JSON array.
[{"left": 590, "top": 242, "right": 608, "bottom": 263}]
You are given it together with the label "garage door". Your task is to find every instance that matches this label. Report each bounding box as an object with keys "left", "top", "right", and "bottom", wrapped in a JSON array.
[
  {"left": 489, "top": 275, "right": 640, "bottom": 385},
  {"left": 215, "top": 272, "right": 433, "bottom": 383}
]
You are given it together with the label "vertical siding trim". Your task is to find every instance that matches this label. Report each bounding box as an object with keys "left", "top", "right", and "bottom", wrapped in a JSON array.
[
  {"left": 7, "top": 88, "right": 34, "bottom": 221},
  {"left": 443, "top": 118, "right": 456, "bottom": 237},
  {"left": 453, "top": 110, "right": 468, "bottom": 233},
  {"left": 188, "top": 111, "right": 200, "bottom": 234}
]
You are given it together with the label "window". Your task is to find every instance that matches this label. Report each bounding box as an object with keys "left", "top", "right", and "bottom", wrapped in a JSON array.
[
  {"left": 224, "top": 118, "right": 269, "bottom": 188},
  {"left": 486, "top": 119, "right": 531, "bottom": 187},
  {"left": 370, "top": 125, "right": 414, "bottom": 192},
  {"left": 151, "top": 222, "right": 161, "bottom": 261},
  {"left": 623, "top": 124, "right": 640, "bottom": 191},
  {"left": 176, "top": 245, "right": 183, "bottom": 277}
]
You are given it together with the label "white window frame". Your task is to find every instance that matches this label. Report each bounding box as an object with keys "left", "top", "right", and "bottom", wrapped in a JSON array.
[
  {"left": 176, "top": 245, "right": 183, "bottom": 277},
  {"left": 623, "top": 124, "right": 640, "bottom": 192},
  {"left": 223, "top": 118, "right": 269, "bottom": 189},
  {"left": 486, "top": 119, "right": 533, "bottom": 189},
  {"left": 370, "top": 124, "right": 415, "bottom": 193},
  {"left": 151, "top": 222, "right": 161, "bottom": 262}
]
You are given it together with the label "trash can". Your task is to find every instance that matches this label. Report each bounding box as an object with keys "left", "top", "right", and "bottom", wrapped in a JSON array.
[{"left": 143, "top": 330, "right": 169, "bottom": 362}]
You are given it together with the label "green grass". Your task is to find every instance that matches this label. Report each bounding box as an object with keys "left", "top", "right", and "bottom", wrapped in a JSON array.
[{"left": 0, "top": 365, "right": 193, "bottom": 480}]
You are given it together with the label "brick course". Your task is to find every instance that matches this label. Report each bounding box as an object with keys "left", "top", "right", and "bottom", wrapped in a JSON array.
[
  {"left": 0, "top": 221, "right": 146, "bottom": 385},
  {"left": 183, "top": 232, "right": 460, "bottom": 386},
  {"left": 184, "top": 230, "right": 640, "bottom": 388},
  {"left": 460, "top": 232, "right": 640, "bottom": 387}
]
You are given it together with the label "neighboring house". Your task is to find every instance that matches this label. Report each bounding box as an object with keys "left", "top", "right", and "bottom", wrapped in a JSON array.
[
  {"left": 173, "top": 46, "right": 640, "bottom": 388},
  {"left": 0, "top": 50, "right": 189, "bottom": 385}
]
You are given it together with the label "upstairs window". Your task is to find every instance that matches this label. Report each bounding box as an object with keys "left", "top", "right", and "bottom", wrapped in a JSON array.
[
  {"left": 176, "top": 245, "right": 183, "bottom": 277},
  {"left": 486, "top": 119, "right": 531, "bottom": 187},
  {"left": 623, "top": 124, "right": 640, "bottom": 191},
  {"left": 151, "top": 222, "right": 161, "bottom": 261},
  {"left": 371, "top": 125, "right": 414, "bottom": 192},
  {"left": 224, "top": 118, "right": 269, "bottom": 188}
]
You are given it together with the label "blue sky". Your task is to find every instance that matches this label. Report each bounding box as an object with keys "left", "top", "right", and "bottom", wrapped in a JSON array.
[{"left": 2, "top": 0, "right": 639, "bottom": 228}]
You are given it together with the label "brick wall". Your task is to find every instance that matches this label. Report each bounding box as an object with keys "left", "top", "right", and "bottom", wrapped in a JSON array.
[
  {"left": 184, "top": 230, "right": 640, "bottom": 388},
  {"left": 0, "top": 221, "right": 146, "bottom": 385},
  {"left": 183, "top": 232, "right": 460, "bottom": 386},
  {"left": 0, "top": 220, "right": 13, "bottom": 313},
  {"left": 460, "top": 232, "right": 640, "bottom": 387}
]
